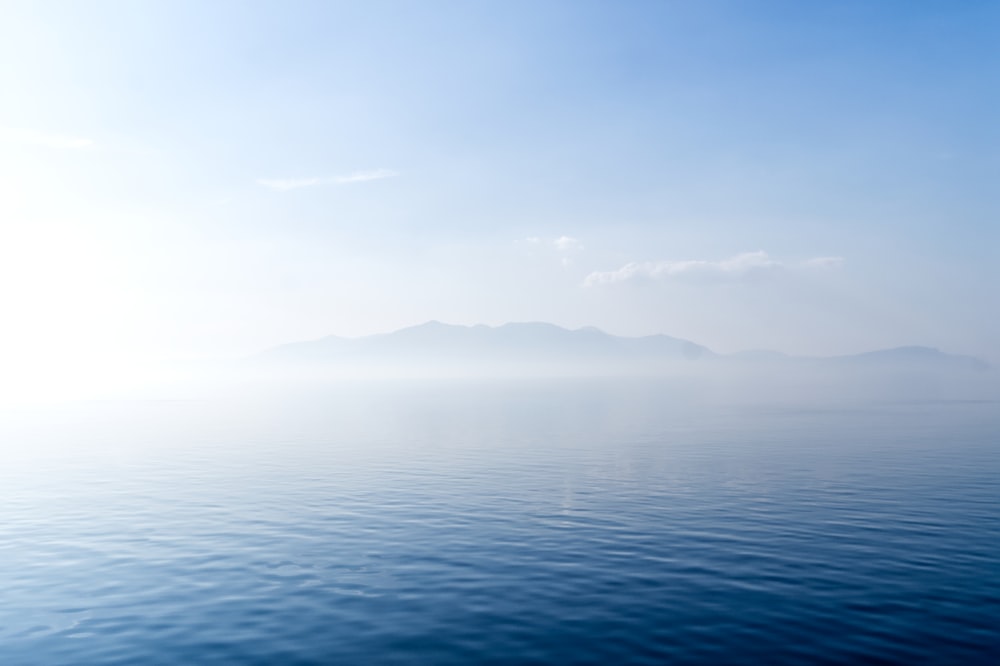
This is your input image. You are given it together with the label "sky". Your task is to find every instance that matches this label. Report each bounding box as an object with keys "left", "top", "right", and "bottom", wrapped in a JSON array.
[{"left": 1, "top": 0, "right": 997, "bottom": 377}]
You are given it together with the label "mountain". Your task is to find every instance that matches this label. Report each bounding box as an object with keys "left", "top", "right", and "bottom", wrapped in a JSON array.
[
  {"left": 827, "top": 346, "right": 990, "bottom": 371},
  {"left": 258, "top": 321, "right": 714, "bottom": 374},
  {"left": 253, "top": 322, "right": 988, "bottom": 378},
  {"left": 729, "top": 345, "right": 989, "bottom": 371}
]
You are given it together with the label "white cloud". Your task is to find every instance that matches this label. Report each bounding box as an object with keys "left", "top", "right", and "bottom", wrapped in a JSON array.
[
  {"left": 553, "top": 235, "right": 583, "bottom": 252},
  {"left": 334, "top": 168, "right": 398, "bottom": 184},
  {"left": 517, "top": 235, "right": 584, "bottom": 268},
  {"left": 518, "top": 235, "right": 582, "bottom": 250},
  {"left": 584, "top": 251, "right": 840, "bottom": 287},
  {"left": 0, "top": 127, "right": 95, "bottom": 150},
  {"left": 257, "top": 169, "right": 398, "bottom": 192}
]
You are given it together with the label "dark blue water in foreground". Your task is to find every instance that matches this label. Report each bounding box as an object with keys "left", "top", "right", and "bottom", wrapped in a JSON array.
[{"left": 0, "top": 380, "right": 997, "bottom": 664}]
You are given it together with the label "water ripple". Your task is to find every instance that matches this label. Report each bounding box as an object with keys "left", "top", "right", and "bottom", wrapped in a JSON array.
[{"left": 0, "top": 387, "right": 997, "bottom": 664}]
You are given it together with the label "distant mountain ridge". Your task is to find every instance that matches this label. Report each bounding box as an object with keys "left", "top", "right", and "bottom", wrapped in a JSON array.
[
  {"left": 255, "top": 321, "right": 988, "bottom": 373},
  {"left": 730, "top": 345, "right": 988, "bottom": 371},
  {"left": 824, "top": 346, "right": 989, "bottom": 371},
  {"left": 260, "top": 321, "right": 714, "bottom": 365}
]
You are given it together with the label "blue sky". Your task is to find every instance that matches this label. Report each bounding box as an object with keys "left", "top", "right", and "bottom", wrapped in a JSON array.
[{"left": 1, "top": 0, "right": 997, "bottom": 368}]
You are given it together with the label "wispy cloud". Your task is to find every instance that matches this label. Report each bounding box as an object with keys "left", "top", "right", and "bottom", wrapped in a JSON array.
[
  {"left": 584, "top": 251, "right": 842, "bottom": 287},
  {"left": 518, "top": 235, "right": 584, "bottom": 268},
  {"left": 553, "top": 235, "right": 584, "bottom": 252},
  {"left": 0, "top": 127, "right": 95, "bottom": 150},
  {"left": 519, "top": 235, "right": 583, "bottom": 251},
  {"left": 334, "top": 169, "right": 398, "bottom": 184},
  {"left": 798, "top": 256, "right": 844, "bottom": 269},
  {"left": 257, "top": 169, "right": 398, "bottom": 192}
]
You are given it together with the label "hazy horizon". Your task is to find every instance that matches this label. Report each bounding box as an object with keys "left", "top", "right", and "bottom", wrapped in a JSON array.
[
  {"left": 255, "top": 318, "right": 991, "bottom": 359},
  {"left": 2, "top": 1, "right": 997, "bottom": 394},
  {"left": 2, "top": 4, "right": 999, "bottom": 661}
]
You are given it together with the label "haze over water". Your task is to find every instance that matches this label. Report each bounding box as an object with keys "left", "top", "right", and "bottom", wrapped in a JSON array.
[
  {"left": 2, "top": 1, "right": 997, "bottom": 663},
  {"left": 1, "top": 380, "right": 998, "bottom": 664}
]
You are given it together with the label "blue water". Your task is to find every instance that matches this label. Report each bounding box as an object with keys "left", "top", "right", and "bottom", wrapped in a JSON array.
[{"left": 1, "top": 381, "right": 997, "bottom": 664}]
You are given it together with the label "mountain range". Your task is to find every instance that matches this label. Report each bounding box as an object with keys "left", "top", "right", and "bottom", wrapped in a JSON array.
[{"left": 255, "top": 321, "right": 988, "bottom": 374}]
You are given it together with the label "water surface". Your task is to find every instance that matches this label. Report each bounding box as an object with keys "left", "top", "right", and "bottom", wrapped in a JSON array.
[{"left": 1, "top": 380, "right": 997, "bottom": 664}]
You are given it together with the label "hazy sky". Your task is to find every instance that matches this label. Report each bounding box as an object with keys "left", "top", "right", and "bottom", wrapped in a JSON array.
[{"left": 1, "top": 0, "right": 997, "bottom": 368}]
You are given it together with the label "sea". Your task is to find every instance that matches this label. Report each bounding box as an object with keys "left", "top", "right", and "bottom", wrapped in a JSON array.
[{"left": 0, "top": 378, "right": 997, "bottom": 664}]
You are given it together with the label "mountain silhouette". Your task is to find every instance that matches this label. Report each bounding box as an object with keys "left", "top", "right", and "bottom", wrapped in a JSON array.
[
  {"left": 259, "top": 321, "right": 713, "bottom": 369},
  {"left": 254, "top": 322, "right": 988, "bottom": 376},
  {"left": 824, "top": 346, "right": 989, "bottom": 371}
]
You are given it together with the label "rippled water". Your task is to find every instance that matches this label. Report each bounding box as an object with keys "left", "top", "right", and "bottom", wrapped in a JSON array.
[{"left": 1, "top": 380, "right": 997, "bottom": 664}]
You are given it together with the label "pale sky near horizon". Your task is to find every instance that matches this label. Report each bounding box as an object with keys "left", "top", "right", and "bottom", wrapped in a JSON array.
[{"left": 1, "top": 0, "right": 997, "bottom": 373}]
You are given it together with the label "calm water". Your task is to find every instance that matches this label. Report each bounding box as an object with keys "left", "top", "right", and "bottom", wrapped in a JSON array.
[{"left": 1, "top": 380, "right": 997, "bottom": 664}]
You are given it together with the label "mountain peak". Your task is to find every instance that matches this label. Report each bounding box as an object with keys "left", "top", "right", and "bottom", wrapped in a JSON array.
[{"left": 414, "top": 320, "right": 452, "bottom": 329}]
